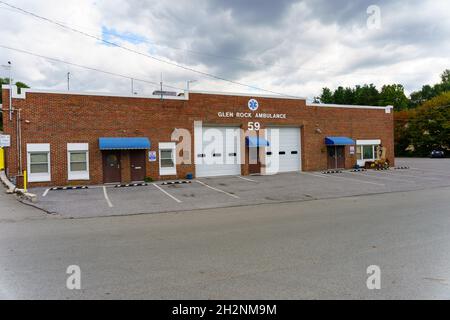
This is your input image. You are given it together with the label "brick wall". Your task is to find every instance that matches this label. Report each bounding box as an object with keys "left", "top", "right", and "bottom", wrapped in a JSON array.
[{"left": 1, "top": 88, "right": 395, "bottom": 187}]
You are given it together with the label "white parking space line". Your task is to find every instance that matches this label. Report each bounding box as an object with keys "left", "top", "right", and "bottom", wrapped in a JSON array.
[
  {"left": 347, "top": 171, "right": 416, "bottom": 184},
  {"left": 102, "top": 186, "right": 114, "bottom": 208},
  {"left": 42, "top": 188, "right": 50, "bottom": 197},
  {"left": 152, "top": 183, "right": 182, "bottom": 203},
  {"left": 306, "top": 172, "right": 385, "bottom": 186},
  {"left": 196, "top": 180, "right": 240, "bottom": 199},
  {"left": 236, "top": 176, "right": 258, "bottom": 183}
]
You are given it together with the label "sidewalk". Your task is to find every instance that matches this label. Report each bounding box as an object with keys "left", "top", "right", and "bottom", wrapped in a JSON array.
[{"left": 0, "top": 187, "right": 50, "bottom": 222}]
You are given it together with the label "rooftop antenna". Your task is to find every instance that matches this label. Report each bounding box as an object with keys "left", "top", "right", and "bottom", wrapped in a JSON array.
[
  {"left": 67, "top": 72, "right": 70, "bottom": 91},
  {"left": 186, "top": 80, "right": 197, "bottom": 92}
]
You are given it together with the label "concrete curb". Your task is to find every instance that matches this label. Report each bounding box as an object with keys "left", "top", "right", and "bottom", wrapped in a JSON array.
[
  {"left": 349, "top": 169, "right": 366, "bottom": 172},
  {"left": 15, "top": 188, "right": 38, "bottom": 203},
  {"left": 114, "top": 182, "right": 148, "bottom": 188},
  {"left": 161, "top": 180, "right": 192, "bottom": 185},
  {"left": 50, "top": 186, "right": 89, "bottom": 190},
  {"left": 0, "top": 170, "right": 37, "bottom": 202}
]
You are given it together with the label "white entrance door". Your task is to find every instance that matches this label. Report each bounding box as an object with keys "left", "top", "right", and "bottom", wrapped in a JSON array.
[
  {"left": 195, "top": 125, "right": 241, "bottom": 177},
  {"left": 265, "top": 127, "right": 301, "bottom": 174}
]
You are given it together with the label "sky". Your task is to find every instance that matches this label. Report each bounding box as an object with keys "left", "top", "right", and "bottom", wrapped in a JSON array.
[{"left": 0, "top": 0, "right": 449, "bottom": 99}]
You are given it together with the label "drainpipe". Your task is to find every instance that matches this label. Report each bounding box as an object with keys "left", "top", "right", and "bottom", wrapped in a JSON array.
[{"left": 15, "top": 108, "right": 22, "bottom": 175}]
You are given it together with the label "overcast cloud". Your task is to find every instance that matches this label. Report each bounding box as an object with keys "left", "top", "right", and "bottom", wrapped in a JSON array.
[{"left": 0, "top": 0, "right": 449, "bottom": 99}]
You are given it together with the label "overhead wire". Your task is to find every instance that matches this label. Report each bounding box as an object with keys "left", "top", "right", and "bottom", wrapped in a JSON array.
[{"left": 0, "top": 1, "right": 303, "bottom": 98}]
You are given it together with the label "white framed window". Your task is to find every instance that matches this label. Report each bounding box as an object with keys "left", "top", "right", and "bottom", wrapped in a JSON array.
[
  {"left": 27, "top": 143, "right": 51, "bottom": 182},
  {"left": 159, "top": 142, "right": 176, "bottom": 176},
  {"left": 356, "top": 140, "right": 381, "bottom": 165},
  {"left": 67, "top": 143, "right": 89, "bottom": 180}
]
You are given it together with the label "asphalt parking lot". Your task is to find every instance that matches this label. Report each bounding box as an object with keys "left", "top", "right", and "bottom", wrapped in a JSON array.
[{"left": 27, "top": 158, "right": 450, "bottom": 218}]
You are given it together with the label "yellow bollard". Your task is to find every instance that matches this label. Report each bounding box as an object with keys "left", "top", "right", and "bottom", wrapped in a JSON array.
[
  {"left": 23, "top": 170, "right": 27, "bottom": 192},
  {"left": 0, "top": 148, "right": 4, "bottom": 170}
]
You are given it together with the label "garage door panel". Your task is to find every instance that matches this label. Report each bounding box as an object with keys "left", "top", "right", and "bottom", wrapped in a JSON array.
[
  {"left": 195, "top": 126, "right": 241, "bottom": 177},
  {"left": 266, "top": 127, "right": 301, "bottom": 173}
]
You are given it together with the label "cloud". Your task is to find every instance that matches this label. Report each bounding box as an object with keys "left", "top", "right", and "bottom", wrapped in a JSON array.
[{"left": 0, "top": 0, "right": 449, "bottom": 99}]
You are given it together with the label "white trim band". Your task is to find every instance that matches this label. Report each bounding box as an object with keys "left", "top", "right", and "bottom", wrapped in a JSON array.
[
  {"left": 356, "top": 139, "right": 381, "bottom": 145},
  {"left": 308, "top": 103, "right": 393, "bottom": 111}
]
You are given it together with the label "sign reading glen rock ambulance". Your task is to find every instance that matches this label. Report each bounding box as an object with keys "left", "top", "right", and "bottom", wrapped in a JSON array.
[{"left": 217, "top": 98, "right": 287, "bottom": 119}]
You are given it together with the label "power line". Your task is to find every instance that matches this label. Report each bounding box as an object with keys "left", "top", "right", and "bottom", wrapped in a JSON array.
[
  {"left": 0, "top": 1, "right": 303, "bottom": 98},
  {"left": 0, "top": 2, "right": 437, "bottom": 78},
  {"left": 0, "top": 44, "right": 183, "bottom": 91},
  {"left": 0, "top": 3, "right": 305, "bottom": 72}
]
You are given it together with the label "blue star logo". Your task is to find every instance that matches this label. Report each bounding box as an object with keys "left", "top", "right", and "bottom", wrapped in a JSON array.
[{"left": 248, "top": 99, "right": 259, "bottom": 111}]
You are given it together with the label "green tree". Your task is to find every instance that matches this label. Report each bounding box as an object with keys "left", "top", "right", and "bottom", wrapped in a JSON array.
[
  {"left": 394, "top": 109, "right": 414, "bottom": 156},
  {"left": 318, "top": 87, "right": 333, "bottom": 103},
  {"left": 15, "top": 81, "right": 30, "bottom": 93},
  {"left": 379, "top": 84, "right": 409, "bottom": 111},
  {"left": 403, "top": 92, "right": 450, "bottom": 156},
  {"left": 440, "top": 69, "right": 450, "bottom": 84},
  {"left": 333, "top": 86, "right": 347, "bottom": 104},
  {"left": 409, "top": 69, "right": 450, "bottom": 108},
  {"left": 343, "top": 87, "right": 355, "bottom": 105},
  {"left": 355, "top": 84, "right": 380, "bottom": 106}
]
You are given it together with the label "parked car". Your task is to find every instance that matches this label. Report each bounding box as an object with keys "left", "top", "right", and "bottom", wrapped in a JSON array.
[{"left": 430, "top": 150, "right": 445, "bottom": 158}]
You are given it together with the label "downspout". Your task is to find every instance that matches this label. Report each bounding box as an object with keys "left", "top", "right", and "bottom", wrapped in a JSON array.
[
  {"left": 16, "top": 107, "right": 19, "bottom": 175},
  {"left": 15, "top": 107, "right": 22, "bottom": 175},
  {"left": 8, "top": 65, "right": 12, "bottom": 121}
]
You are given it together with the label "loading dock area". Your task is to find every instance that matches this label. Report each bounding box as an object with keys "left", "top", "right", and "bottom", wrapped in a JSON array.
[{"left": 26, "top": 158, "right": 450, "bottom": 218}]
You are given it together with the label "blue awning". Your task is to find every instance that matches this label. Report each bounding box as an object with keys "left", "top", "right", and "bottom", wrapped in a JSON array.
[
  {"left": 99, "top": 137, "right": 151, "bottom": 150},
  {"left": 246, "top": 136, "right": 270, "bottom": 147},
  {"left": 325, "top": 137, "right": 355, "bottom": 146}
]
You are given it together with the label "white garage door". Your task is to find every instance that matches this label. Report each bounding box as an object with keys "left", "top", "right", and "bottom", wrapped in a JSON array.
[
  {"left": 195, "top": 124, "right": 241, "bottom": 177},
  {"left": 265, "top": 127, "right": 301, "bottom": 173}
]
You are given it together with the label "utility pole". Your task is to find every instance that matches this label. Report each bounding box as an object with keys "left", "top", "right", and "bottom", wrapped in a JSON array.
[{"left": 67, "top": 72, "right": 70, "bottom": 91}]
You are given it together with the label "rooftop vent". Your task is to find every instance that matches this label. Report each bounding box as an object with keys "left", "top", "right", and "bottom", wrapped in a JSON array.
[{"left": 152, "top": 90, "right": 177, "bottom": 96}]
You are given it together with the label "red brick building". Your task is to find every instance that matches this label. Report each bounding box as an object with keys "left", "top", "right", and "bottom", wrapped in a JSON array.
[{"left": 1, "top": 86, "right": 394, "bottom": 187}]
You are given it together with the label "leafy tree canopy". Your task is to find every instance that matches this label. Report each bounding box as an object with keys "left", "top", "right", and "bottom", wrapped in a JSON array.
[
  {"left": 315, "top": 69, "right": 450, "bottom": 112},
  {"left": 395, "top": 91, "right": 450, "bottom": 156},
  {"left": 316, "top": 83, "right": 406, "bottom": 110}
]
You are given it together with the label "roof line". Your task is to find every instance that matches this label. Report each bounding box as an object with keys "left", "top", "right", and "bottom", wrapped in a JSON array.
[
  {"left": 1, "top": 85, "right": 188, "bottom": 101},
  {"left": 307, "top": 102, "right": 393, "bottom": 111},
  {"left": 2, "top": 85, "right": 307, "bottom": 101},
  {"left": 1, "top": 86, "right": 393, "bottom": 111}
]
